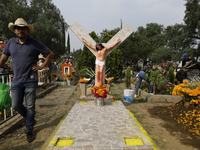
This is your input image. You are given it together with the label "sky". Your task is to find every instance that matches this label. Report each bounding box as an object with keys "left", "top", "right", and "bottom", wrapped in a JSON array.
[{"left": 51, "top": 0, "right": 186, "bottom": 52}]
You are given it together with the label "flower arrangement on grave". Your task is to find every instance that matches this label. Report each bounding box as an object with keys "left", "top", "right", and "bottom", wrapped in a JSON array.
[
  {"left": 66, "top": 74, "right": 72, "bottom": 80},
  {"left": 107, "top": 80, "right": 112, "bottom": 84},
  {"left": 90, "top": 84, "right": 110, "bottom": 98},
  {"left": 72, "top": 70, "right": 76, "bottom": 74},
  {"left": 79, "top": 77, "right": 88, "bottom": 83},
  {"left": 172, "top": 78, "right": 200, "bottom": 104}
]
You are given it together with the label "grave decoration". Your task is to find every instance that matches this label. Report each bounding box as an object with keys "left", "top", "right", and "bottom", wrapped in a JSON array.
[
  {"left": 172, "top": 78, "right": 200, "bottom": 105},
  {"left": 90, "top": 84, "right": 110, "bottom": 106},
  {"left": 79, "top": 78, "right": 88, "bottom": 97},
  {"left": 70, "top": 21, "right": 134, "bottom": 86}
]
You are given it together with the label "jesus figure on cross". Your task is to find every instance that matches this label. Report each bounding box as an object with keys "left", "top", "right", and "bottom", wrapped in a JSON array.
[{"left": 82, "top": 38, "right": 121, "bottom": 86}]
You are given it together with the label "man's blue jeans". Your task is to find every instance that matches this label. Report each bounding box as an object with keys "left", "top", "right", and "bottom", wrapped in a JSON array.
[
  {"left": 11, "top": 82, "right": 37, "bottom": 132},
  {"left": 135, "top": 71, "right": 153, "bottom": 94}
]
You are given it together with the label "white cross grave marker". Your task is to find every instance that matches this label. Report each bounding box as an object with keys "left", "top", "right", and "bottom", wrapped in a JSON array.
[{"left": 70, "top": 21, "right": 134, "bottom": 85}]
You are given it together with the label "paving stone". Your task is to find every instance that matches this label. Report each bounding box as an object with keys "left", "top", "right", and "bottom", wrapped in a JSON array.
[{"left": 46, "top": 101, "right": 154, "bottom": 150}]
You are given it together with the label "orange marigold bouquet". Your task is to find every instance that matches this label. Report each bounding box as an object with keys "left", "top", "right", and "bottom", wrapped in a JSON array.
[
  {"left": 90, "top": 84, "right": 110, "bottom": 98},
  {"left": 172, "top": 79, "right": 200, "bottom": 104},
  {"left": 66, "top": 74, "right": 72, "bottom": 80},
  {"left": 79, "top": 77, "right": 88, "bottom": 83}
]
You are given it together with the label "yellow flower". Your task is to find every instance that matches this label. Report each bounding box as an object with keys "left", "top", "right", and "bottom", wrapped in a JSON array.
[
  {"left": 183, "top": 80, "right": 188, "bottom": 84},
  {"left": 172, "top": 91, "right": 176, "bottom": 95}
]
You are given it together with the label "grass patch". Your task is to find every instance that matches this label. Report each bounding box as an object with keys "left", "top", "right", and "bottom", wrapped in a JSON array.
[
  {"left": 135, "top": 114, "right": 145, "bottom": 123},
  {"left": 136, "top": 98, "right": 147, "bottom": 103},
  {"left": 39, "top": 104, "right": 55, "bottom": 108}
]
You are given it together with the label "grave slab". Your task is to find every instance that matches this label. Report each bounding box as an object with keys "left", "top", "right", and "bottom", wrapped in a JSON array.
[{"left": 44, "top": 101, "right": 156, "bottom": 150}]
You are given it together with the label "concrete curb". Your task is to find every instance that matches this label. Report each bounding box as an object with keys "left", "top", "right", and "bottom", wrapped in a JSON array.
[
  {"left": 0, "top": 114, "right": 24, "bottom": 136},
  {"left": 36, "top": 84, "right": 59, "bottom": 99},
  {"left": 131, "top": 84, "right": 182, "bottom": 103}
]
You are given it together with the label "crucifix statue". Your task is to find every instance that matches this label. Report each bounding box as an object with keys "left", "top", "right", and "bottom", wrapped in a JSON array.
[{"left": 70, "top": 22, "right": 134, "bottom": 86}]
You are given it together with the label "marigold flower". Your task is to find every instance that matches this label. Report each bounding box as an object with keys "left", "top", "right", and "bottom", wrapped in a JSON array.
[
  {"left": 183, "top": 80, "right": 188, "bottom": 84},
  {"left": 113, "top": 96, "right": 115, "bottom": 99}
]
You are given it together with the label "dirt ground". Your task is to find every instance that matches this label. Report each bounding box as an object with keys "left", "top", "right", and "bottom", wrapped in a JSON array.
[{"left": 0, "top": 82, "right": 199, "bottom": 150}]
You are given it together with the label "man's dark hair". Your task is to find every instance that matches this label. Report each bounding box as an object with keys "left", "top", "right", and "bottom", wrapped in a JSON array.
[{"left": 95, "top": 42, "right": 105, "bottom": 51}]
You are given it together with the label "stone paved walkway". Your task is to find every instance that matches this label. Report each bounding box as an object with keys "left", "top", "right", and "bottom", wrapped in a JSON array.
[{"left": 45, "top": 101, "right": 154, "bottom": 150}]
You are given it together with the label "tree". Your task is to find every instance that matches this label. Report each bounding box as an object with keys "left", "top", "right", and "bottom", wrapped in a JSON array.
[
  {"left": 70, "top": 48, "right": 82, "bottom": 66},
  {"left": 125, "top": 66, "right": 131, "bottom": 88},
  {"left": 149, "top": 46, "right": 173, "bottom": 64},
  {"left": 164, "top": 24, "right": 190, "bottom": 52},
  {"left": 130, "top": 34, "right": 152, "bottom": 64},
  {"left": 184, "top": 0, "right": 200, "bottom": 49},
  {"left": 66, "top": 33, "right": 70, "bottom": 55},
  {"left": 0, "top": 0, "right": 68, "bottom": 59},
  {"left": 136, "top": 23, "right": 165, "bottom": 50}
]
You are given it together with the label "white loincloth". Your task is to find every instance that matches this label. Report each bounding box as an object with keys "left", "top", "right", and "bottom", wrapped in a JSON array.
[{"left": 95, "top": 58, "right": 105, "bottom": 66}]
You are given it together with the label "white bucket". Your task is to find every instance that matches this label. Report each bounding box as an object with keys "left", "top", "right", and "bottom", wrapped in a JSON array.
[{"left": 123, "top": 89, "right": 134, "bottom": 103}]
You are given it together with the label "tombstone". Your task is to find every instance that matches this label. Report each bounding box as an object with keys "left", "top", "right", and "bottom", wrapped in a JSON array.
[
  {"left": 186, "top": 63, "right": 200, "bottom": 79},
  {"left": 70, "top": 21, "right": 134, "bottom": 85},
  {"left": 62, "top": 62, "right": 71, "bottom": 76}
]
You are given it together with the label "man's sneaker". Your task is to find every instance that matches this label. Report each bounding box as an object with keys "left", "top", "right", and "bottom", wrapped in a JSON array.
[
  {"left": 134, "top": 94, "right": 138, "bottom": 98},
  {"left": 26, "top": 131, "right": 35, "bottom": 143},
  {"left": 150, "top": 93, "right": 154, "bottom": 95}
]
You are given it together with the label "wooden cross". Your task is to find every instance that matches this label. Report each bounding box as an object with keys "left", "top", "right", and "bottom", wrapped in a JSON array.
[{"left": 70, "top": 21, "right": 134, "bottom": 85}]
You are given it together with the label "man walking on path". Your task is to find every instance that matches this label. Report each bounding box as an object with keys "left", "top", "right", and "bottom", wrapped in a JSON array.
[{"left": 0, "top": 18, "right": 54, "bottom": 143}]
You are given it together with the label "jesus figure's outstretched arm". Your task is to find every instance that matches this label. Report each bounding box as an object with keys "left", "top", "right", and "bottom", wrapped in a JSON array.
[
  {"left": 82, "top": 38, "right": 97, "bottom": 52},
  {"left": 105, "top": 39, "right": 121, "bottom": 51}
]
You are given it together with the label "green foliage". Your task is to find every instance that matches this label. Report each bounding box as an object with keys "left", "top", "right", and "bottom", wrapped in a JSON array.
[
  {"left": 66, "top": 33, "right": 70, "bottom": 54},
  {"left": 184, "top": 0, "right": 200, "bottom": 48},
  {"left": 164, "top": 24, "right": 190, "bottom": 52},
  {"left": 70, "top": 48, "right": 82, "bottom": 66},
  {"left": 136, "top": 98, "right": 147, "bottom": 103},
  {"left": 146, "top": 69, "right": 167, "bottom": 94},
  {"left": 149, "top": 46, "right": 173, "bottom": 64},
  {"left": 77, "top": 67, "right": 88, "bottom": 78},
  {"left": 0, "top": 0, "right": 68, "bottom": 59},
  {"left": 168, "top": 66, "right": 175, "bottom": 84},
  {"left": 125, "top": 66, "right": 131, "bottom": 88}
]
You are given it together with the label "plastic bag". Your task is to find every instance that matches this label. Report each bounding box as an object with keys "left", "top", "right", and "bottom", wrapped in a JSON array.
[{"left": 0, "top": 82, "right": 12, "bottom": 110}]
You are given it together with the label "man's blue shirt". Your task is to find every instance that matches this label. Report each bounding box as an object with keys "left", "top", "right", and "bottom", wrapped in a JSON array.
[{"left": 3, "top": 37, "right": 50, "bottom": 83}]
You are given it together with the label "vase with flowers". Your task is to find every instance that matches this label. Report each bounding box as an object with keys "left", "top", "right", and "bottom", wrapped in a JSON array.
[
  {"left": 90, "top": 84, "right": 110, "bottom": 106},
  {"left": 79, "top": 77, "right": 88, "bottom": 97}
]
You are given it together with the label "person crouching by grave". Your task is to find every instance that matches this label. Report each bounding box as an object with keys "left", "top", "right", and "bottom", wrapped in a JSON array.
[
  {"left": 0, "top": 18, "right": 54, "bottom": 143},
  {"left": 82, "top": 38, "right": 120, "bottom": 86},
  {"left": 134, "top": 64, "right": 153, "bottom": 98}
]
